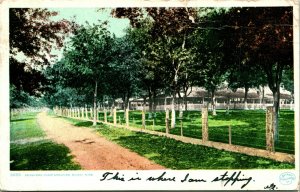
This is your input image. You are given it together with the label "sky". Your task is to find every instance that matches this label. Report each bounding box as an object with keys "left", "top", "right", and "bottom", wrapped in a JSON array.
[
  {"left": 48, "top": 8, "right": 130, "bottom": 38},
  {"left": 42, "top": 8, "right": 130, "bottom": 64}
]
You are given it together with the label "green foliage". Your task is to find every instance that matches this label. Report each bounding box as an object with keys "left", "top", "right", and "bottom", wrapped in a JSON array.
[
  {"left": 9, "top": 8, "right": 75, "bottom": 97},
  {"left": 64, "top": 22, "right": 114, "bottom": 79},
  {"left": 282, "top": 69, "right": 294, "bottom": 94},
  {"left": 227, "top": 7, "right": 293, "bottom": 141},
  {"left": 10, "top": 85, "right": 45, "bottom": 108},
  {"left": 192, "top": 8, "right": 229, "bottom": 92},
  {"left": 64, "top": 117, "right": 294, "bottom": 169}
]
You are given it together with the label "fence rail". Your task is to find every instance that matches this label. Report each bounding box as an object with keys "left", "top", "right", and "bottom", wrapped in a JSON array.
[{"left": 54, "top": 106, "right": 295, "bottom": 163}]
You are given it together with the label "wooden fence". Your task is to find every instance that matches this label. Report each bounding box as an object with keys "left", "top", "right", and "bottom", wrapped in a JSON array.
[{"left": 54, "top": 106, "right": 294, "bottom": 163}]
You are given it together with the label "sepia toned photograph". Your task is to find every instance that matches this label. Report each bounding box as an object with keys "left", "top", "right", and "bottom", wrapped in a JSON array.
[{"left": 1, "top": 0, "right": 299, "bottom": 191}]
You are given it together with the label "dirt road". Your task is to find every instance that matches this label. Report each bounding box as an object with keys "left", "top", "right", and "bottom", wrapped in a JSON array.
[{"left": 37, "top": 112, "right": 165, "bottom": 170}]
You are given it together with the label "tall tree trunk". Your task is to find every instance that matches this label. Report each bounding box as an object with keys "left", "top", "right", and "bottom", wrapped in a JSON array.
[
  {"left": 262, "top": 86, "right": 265, "bottom": 109},
  {"left": 211, "top": 89, "right": 217, "bottom": 116},
  {"left": 93, "top": 81, "right": 98, "bottom": 126},
  {"left": 273, "top": 86, "right": 280, "bottom": 143},
  {"left": 122, "top": 94, "right": 126, "bottom": 110},
  {"left": 259, "top": 85, "right": 265, "bottom": 109},
  {"left": 171, "top": 90, "right": 176, "bottom": 128},
  {"left": 110, "top": 98, "right": 115, "bottom": 117},
  {"left": 226, "top": 97, "right": 230, "bottom": 114},
  {"left": 164, "top": 95, "right": 167, "bottom": 111},
  {"left": 123, "top": 94, "right": 128, "bottom": 117},
  {"left": 148, "top": 88, "right": 153, "bottom": 119},
  {"left": 184, "top": 91, "right": 188, "bottom": 111},
  {"left": 153, "top": 90, "right": 157, "bottom": 113},
  {"left": 265, "top": 64, "right": 283, "bottom": 144},
  {"left": 244, "top": 86, "right": 249, "bottom": 110}
]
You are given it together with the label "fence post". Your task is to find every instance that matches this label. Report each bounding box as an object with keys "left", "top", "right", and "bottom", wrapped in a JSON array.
[
  {"left": 126, "top": 108, "right": 129, "bottom": 127},
  {"left": 142, "top": 105, "right": 146, "bottom": 129},
  {"left": 113, "top": 107, "right": 117, "bottom": 125},
  {"left": 202, "top": 107, "right": 209, "bottom": 142},
  {"left": 266, "top": 106, "right": 275, "bottom": 152},
  {"left": 104, "top": 109, "right": 107, "bottom": 123},
  {"left": 165, "top": 109, "right": 170, "bottom": 134}
]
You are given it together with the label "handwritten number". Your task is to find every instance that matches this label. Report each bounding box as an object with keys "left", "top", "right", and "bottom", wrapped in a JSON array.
[{"left": 264, "top": 183, "right": 277, "bottom": 190}]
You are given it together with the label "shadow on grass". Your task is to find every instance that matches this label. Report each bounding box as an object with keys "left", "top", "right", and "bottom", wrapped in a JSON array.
[
  {"left": 10, "top": 118, "right": 36, "bottom": 122},
  {"left": 96, "top": 125, "right": 294, "bottom": 169},
  {"left": 74, "top": 121, "right": 93, "bottom": 127},
  {"left": 10, "top": 141, "right": 81, "bottom": 170}
]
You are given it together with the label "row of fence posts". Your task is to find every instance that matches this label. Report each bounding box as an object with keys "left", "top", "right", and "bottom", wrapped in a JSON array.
[{"left": 54, "top": 106, "right": 276, "bottom": 152}]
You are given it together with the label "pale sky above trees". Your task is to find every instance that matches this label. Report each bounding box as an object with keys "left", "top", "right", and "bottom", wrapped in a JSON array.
[{"left": 49, "top": 8, "right": 130, "bottom": 38}]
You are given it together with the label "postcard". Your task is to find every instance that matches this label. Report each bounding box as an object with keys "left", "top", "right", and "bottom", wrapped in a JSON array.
[{"left": 0, "top": 0, "right": 299, "bottom": 191}]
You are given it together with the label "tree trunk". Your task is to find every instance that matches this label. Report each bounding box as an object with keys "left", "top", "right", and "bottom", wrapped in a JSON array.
[
  {"left": 226, "top": 97, "right": 230, "bottom": 114},
  {"left": 148, "top": 88, "right": 153, "bottom": 119},
  {"left": 273, "top": 86, "right": 280, "bottom": 143},
  {"left": 110, "top": 98, "right": 115, "bottom": 117},
  {"left": 262, "top": 86, "right": 265, "bottom": 109},
  {"left": 123, "top": 94, "right": 127, "bottom": 117},
  {"left": 244, "top": 86, "right": 249, "bottom": 110},
  {"left": 93, "top": 81, "right": 98, "bottom": 126},
  {"left": 171, "top": 91, "right": 176, "bottom": 129},
  {"left": 211, "top": 89, "right": 217, "bottom": 116},
  {"left": 153, "top": 90, "right": 157, "bottom": 113},
  {"left": 184, "top": 91, "right": 188, "bottom": 111},
  {"left": 122, "top": 94, "right": 126, "bottom": 110},
  {"left": 164, "top": 94, "right": 167, "bottom": 111}
]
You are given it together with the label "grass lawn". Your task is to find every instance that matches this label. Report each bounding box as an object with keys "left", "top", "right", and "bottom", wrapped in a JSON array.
[
  {"left": 10, "top": 112, "right": 81, "bottom": 170},
  {"left": 92, "top": 109, "right": 294, "bottom": 154},
  {"left": 62, "top": 116, "right": 295, "bottom": 169}
]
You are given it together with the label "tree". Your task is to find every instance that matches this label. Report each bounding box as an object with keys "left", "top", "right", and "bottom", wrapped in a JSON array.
[
  {"left": 112, "top": 8, "right": 198, "bottom": 126},
  {"left": 9, "top": 8, "right": 74, "bottom": 97},
  {"left": 105, "top": 28, "right": 148, "bottom": 111},
  {"left": 227, "top": 55, "right": 267, "bottom": 110},
  {"left": 43, "top": 59, "right": 87, "bottom": 108},
  {"left": 228, "top": 7, "right": 293, "bottom": 142},
  {"left": 192, "top": 8, "right": 230, "bottom": 116},
  {"left": 281, "top": 68, "right": 294, "bottom": 97},
  {"left": 62, "top": 22, "right": 114, "bottom": 126}
]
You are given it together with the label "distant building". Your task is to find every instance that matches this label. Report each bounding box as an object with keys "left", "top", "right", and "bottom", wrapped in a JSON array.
[{"left": 126, "top": 86, "right": 293, "bottom": 111}]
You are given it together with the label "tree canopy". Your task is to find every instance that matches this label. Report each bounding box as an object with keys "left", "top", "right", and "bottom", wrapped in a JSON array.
[
  {"left": 10, "top": 7, "right": 294, "bottom": 135},
  {"left": 9, "top": 8, "right": 75, "bottom": 107}
]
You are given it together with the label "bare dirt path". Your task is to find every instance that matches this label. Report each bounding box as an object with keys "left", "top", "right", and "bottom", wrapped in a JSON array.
[{"left": 37, "top": 112, "right": 165, "bottom": 170}]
